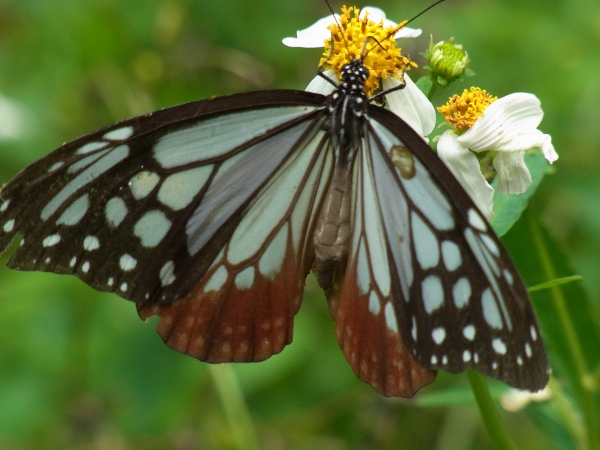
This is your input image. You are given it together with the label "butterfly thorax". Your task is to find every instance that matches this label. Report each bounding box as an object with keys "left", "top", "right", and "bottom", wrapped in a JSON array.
[
  {"left": 325, "top": 59, "right": 370, "bottom": 151},
  {"left": 314, "top": 59, "right": 370, "bottom": 290}
]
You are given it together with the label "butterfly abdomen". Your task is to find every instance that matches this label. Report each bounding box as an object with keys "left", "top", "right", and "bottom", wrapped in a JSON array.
[
  {"left": 314, "top": 59, "right": 372, "bottom": 289},
  {"left": 314, "top": 159, "right": 353, "bottom": 289}
]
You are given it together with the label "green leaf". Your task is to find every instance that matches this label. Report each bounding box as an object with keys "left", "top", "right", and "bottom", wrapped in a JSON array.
[
  {"left": 503, "top": 213, "right": 600, "bottom": 387},
  {"left": 416, "top": 75, "right": 433, "bottom": 96},
  {"left": 528, "top": 275, "right": 583, "bottom": 293},
  {"left": 491, "top": 150, "right": 552, "bottom": 237},
  {"left": 417, "top": 383, "right": 508, "bottom": 407}
]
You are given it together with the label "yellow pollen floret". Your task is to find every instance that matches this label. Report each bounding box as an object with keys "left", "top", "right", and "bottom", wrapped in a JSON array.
[
  {"left": 438, "top": 87, "right": 498, "bottom": 131},
  {"left": 321, "top": 6, "right": 416, "bottom": 97}
]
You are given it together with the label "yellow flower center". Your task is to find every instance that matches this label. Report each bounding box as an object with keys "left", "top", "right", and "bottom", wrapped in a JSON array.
[
  {"left": 438, "top": 87, "right": 498, "bottom": 131},
  {"left": 321, "top": 6, "right": 416, "bottom": 97}
]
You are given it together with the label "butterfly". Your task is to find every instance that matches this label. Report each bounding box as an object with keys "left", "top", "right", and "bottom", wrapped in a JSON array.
[{"left": 0, "top": 40, "right": 549, "bottom": 397}]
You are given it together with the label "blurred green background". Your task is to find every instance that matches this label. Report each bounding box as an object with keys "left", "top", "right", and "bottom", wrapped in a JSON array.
[{"left": 1, "top": 0, "right": 599, "bottom": 449}]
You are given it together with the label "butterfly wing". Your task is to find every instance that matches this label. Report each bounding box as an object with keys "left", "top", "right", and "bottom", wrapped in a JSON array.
[
  {"left": 327, "top": 105, "right": 548, "bottom": 395},
  {"left": 0, "top": 90, "right": 335, "bottom": 362}
]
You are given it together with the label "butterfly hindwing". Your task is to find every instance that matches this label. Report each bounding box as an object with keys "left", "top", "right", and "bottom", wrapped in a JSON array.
[{"left": 327, "top": 138, "right": 436, "bottom": 397}]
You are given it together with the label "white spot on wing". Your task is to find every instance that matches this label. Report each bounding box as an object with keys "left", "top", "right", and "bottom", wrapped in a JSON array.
[
  {"left": 42, "top": 234, "right": 61, "bottom": 247},
  {"left": 129, "top": 171, "right": 160, "bottom": 200},
  {"left": 411, "top": 316, "right": 417, "bottom": 340},
  {"left": 463, "top": 324, "right": 476, "bottom": 340},
  {"left": 75, "top": 141, "right": 106, "bottom": 155},
  {"left": 105, "top": 197, "right": 128, "bottom": 227},
  {"left": 159, "top": 261, "right": 176, "bottom": 286},
  {"left": 368, "top": 291, "right": 380, "bottom": 315},
  {"left": 120, "top": 282, "right": 128, "bottom": 292},
  {"left": 0, "top": 199, "right": 10, "bottom": 212},
  {"left": 119, "top": 254, "right": 137, "bottom": 271},
  {"left": 234, "top": 267, "right": 255, "bottom": 290},
  {"left": 525, "top": 343, "right": 532, "bottom": 357},
  {"left": 468, "top": 208, "right": 486, "bottom": 231},
  {"left": 503, "top": 269, "right": 514, "bottom": 285},
  {"left": 463, "top": 350, "right": 471, "bottom": 362},
  {"left": 480, "top": 233, "right": 500, "bottom": 256},
  {"left": 432, "top": 327, "right": 446, "bottom": 344},
  {"left": 431, "top": 355, "right": 438, "bottom": 364},
  {"left": 204, "top": 265, "right": 228, "bottom": 293},
  {"left": 422, "top": 275, "right": 444, "bottom": 313},
  {"left": 104, "top": 126, "right": 134, "bottom": 141},
  {"left": 56, "top": 194, "right": 90, "bottom": 226},
  {"left": 356, "top": 239, "right": 370, "bottom": 294},
  {"left": 3, "top": 219, "right": 15, "bottom": 232},
  {"left": 81, "top": 261, "right": 90, "bottom": 273},
  {"left": 83, "top": 235, "right": 100, "bottom": 251},
  {"left": 384, "top": 302, "right": 398, "bottom": 332},
  {"left": 530, "top": 326, "right": 538, "bottom": 341},
  {"left": 48, "top": 161, "right": 64, "bottom": 172},
  {"left": 492, "top": 338, "right": 507, "bottom": 355},
  {"left": 452, "top": 277, "right": 471, "bottom": 308},
  {"left": 412, "top": 212, "right": 440, "bottom": 270},
  {"left": 69, "top": 257, "right": 77, "bottom": 267},
  {"left": 441, "top": 240, "right": 461, "bottom": 271},
  {"left": 258, "top": 227, "right": 288, "bottom": 280},
  {"left": 158, "top": 166, "right": 212, "bottom": 210},
  {"left": 481, "top": 288, "right": 503, "bottom": 329},
  {"left": 134, "top": 210, "right": 171, "bottom": 247}
]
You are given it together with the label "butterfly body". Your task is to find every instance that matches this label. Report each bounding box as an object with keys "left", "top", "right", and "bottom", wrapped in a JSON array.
[
  {"left": 315, "top": 60, "right": 370, "bottom": 289},
  {"left": 0, "top": 57, "right": 549, "bottom": 397}
]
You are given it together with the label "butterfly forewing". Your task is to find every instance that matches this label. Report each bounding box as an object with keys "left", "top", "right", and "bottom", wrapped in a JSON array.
[
  {"left": 359, "top": 108, "right": 549, "bottom": 391},
  {"left": 0, "top": 92, "right": 325, "bottom": 306}
]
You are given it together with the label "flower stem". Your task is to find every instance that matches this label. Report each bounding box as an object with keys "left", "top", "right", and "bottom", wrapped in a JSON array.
[
  {"left": 427, "top": 79, "right": 438, "bottom": 100},
  {"left": 467, "top": 371, "right": 517, "bottom": 450},
  {"left": 208, "top": 365, "right": 261, "bottom": 450},
  {"left": 525, "top": 210, "right": 598, "bottom": 450}
]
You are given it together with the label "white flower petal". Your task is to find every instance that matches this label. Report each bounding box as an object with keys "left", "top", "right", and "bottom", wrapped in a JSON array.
[
  {"left": 393, "top": 27, "right": 422, "bottom": 39},
  {"left": 493, "top": 151, "right": 531, "bottom": 194},
  {"left": 305, "top": 69, "right": 338, "bottom": 95},
  {"left": 283, "top": 8, "right": 421, "bottom": 49},
  {"left": 282, "top": 15, "right": 339, "bottom": 48},
  {"left": 383, "top": 75, "right": 436, "bottom": 139},
  {"left": 438, "top": 131, "right": 494, "bottom": 219},
  {"left": 458, "top": 93, "right": 546, "bottom": 152},
  {"left": 540, "top": 134, "right": 558, "bottom": 163},
  {"left": 360, "top": 7, "right": 388, "bottom": 23}
]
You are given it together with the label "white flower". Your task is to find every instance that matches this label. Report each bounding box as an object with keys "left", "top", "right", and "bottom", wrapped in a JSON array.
[
  {"left": 437, "top": 90, "right": 557, "bottom": 219},
  {"left": 282, "top": 6, "right": 435, "bottom": 139},
  {"left": 282, "top": 7, "right": 421, "bottom": 48}
]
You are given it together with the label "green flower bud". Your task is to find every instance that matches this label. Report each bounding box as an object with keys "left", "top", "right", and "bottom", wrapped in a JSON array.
[{"left": 423, "top": 37, "right": 470, "bottom": 88}]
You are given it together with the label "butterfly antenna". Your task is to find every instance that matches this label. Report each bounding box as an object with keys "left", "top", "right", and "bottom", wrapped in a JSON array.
[
  {"left": 381, "top": 0, "right": 446, "bottom": 43},
  {"left": 323, "top": 0, "right": 349, "bottom": 56}
]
